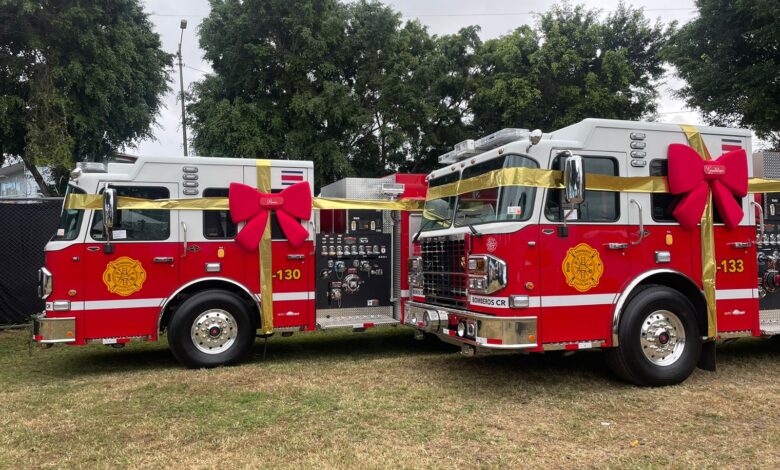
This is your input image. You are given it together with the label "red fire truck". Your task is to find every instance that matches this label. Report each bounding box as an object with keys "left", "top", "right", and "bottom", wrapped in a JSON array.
[
  {"left": 405, "top": 119, "right": 780, "bottom": 386},
  {"left": 33, "top": 156, "right": 426, "bottom": 367}
]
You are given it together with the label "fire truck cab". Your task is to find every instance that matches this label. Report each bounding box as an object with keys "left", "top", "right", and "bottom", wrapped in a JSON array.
[
  {"left": 34, "top": 156, "right": 426, "bottom": 367},
  {"left": 406, "top": 119, "right": 778, "bottom": 386}
]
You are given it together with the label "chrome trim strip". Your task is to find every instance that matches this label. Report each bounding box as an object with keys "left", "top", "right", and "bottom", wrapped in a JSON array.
[
  {"left": 405, "top": 301, "right": 534, "bottom": 322},
  {"left": 611, "top": 269, "right": 703, "bottom": 346},
  {"left": 157, "top": 277, "right": 260, "bottom": 331}
]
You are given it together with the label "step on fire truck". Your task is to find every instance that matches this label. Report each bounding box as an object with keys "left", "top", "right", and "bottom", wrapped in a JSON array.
[
  {"left": 405, "top": 119, "right": 780, "bottom": 386},
  {"left": 33, "top": 156, "right": 425, "bottom": 367}
]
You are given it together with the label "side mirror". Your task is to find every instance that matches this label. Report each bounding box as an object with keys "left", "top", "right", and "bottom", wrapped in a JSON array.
[
  {"left": 102, "top": 188, "right": 117, "bottom": 254},
  {"left": 564, "top": 154, "right": 586, "bottom": 205},
  {"left": 103, "top": 188, "right": 117, "bottom": 230}
]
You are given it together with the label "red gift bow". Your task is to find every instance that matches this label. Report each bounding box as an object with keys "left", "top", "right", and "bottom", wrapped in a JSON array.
[
  {"left": 229, "top": 181, "right": 312, "bottom": 251},
  {"left": 667, "top": 143, "right": 748, "bottom": 230}
]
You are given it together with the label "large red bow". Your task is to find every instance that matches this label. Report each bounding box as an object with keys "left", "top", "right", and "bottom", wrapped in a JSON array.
[
  {"left": 667, "top": 144, "right": 747, "bottom": 230},
  {"left": 229, "top": 182, "right": 312, "bottom": 251}
]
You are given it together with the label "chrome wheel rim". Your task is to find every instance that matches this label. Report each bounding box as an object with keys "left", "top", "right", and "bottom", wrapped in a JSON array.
[
  {"left": 191, "top": 309, "right": 237, "bottom": 355},
  {"left": 640, "top": 309, "right": 686, "bottom": 366}
]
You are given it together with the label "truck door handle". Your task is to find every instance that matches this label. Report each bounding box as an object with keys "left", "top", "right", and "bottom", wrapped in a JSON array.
[
  {"left": 153, "top": 257, "right": 174, "bottom": 264},
  {"left": 287, "top": 254, "right": 305, "bottom": 260},
  {"left": 606, "top": 243, "right": 628, "bottom": 250},
  {"left": 728, "top": 241, "right": 752, "bottom": 249}
]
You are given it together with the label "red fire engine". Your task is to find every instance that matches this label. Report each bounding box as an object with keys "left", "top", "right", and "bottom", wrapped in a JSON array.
[
  {"left": 33, "top": 156, "right": 426, "bottom": 367},
  {"left": 405, "top": 119, "right": 780, "bottom": 386}
]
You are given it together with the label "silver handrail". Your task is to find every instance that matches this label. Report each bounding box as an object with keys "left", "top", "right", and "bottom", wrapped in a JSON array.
[
  {"left": 181, "top": 221, "right": 188, "bottom": 258},
  {"left": 630, "top": 198, "right": 644, "bottom": 246},
  {"left": 751, "top": 200, "right": 764, "bottom": 242}
]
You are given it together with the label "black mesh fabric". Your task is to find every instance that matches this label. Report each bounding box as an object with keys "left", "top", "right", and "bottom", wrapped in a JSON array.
[{"left": 0, "top": 198, "right": 62, "bottom": 325}]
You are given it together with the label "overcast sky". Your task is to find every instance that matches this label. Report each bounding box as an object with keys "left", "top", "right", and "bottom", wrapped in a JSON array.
[{"left": 135, "top": 0, "right": 703, "bottom": 157}]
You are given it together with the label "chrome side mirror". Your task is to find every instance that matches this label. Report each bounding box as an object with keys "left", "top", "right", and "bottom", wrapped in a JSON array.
[
  {"left": 564, "top": 154, "right": 586, "bottom": 205},
  {"left": 103, "top": 188, "right": 117, "bottom": 230},
  {"left": 102, "top": 188, "right": 117, "bottom": 254}
]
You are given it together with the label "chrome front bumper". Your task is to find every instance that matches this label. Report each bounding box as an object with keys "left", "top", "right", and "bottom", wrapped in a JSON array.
[
  {"left": 32, "top": 313, "right": 76, "bottom": 343},
  {"left": 405, "top": 301, "right": 537, "bottom": 350}
]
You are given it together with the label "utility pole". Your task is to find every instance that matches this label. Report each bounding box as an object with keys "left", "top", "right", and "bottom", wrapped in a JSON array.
[{"left": 178, "top": 19, "right": 188, "bottom": 156}]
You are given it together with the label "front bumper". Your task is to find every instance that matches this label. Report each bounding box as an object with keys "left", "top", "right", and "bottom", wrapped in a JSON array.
[
  {"left": 405, "top": 301, "right": 537, "bottom": 350},
  {"left": 32, "top": 313, "right": 76, "bottom": 343}
]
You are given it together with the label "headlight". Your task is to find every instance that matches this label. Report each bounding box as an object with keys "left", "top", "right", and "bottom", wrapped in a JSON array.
[
  {"left": 39, "top": 267, "right": 53, "bottom": 299},
  {"left": 468, "top": 255, "right": 507, "bottom": 294}
]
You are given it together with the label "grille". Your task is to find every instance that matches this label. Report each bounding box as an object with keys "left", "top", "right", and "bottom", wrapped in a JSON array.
[{"left": 421, "top": 236, "right": 467, "bottom": 308}]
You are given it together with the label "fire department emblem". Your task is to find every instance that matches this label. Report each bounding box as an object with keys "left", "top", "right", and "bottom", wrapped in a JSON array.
[
  {"left": 562, "top": 243, "right": 604, "bottom": 292},
  {"left": 103, "top": 257, "right": 147, "bottom": 297}
]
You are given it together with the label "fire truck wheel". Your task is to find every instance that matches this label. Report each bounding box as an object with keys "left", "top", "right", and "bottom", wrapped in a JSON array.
[
  {"left": 606, "top": 285, "right": 701, "bottom": 386},
  {"left": 168, "top": 290, "right": 255, "bottom": 368}
]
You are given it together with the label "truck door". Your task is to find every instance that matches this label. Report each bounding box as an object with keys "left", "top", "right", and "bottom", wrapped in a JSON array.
[
  {"left": 83, "top": 183, "right": 179, "bottom": 341},
  {"left": 538, "top": 152, "right": 630, "bottom": 344}
]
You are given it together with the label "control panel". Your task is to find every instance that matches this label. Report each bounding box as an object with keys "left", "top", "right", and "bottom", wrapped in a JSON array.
[
  {"left": 316, "top": 233, "right": 392, "bottom": 309},
  {"left": 758, "top": 193, "right": 780, "bottom": 309}
]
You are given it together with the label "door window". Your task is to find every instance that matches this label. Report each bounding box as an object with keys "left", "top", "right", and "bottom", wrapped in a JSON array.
[
  {"left": 203, "top": 188, "right": 238, "bottom": 239},
  {"left": 545, "top": 156, "right": 619, "bottom": 222},
  {"left": 91, "top": 186, "right": 171, "bottom": 241}
]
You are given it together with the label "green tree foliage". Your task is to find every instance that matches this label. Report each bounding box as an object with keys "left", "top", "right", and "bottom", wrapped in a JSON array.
[
  {"left": 472, "top": 4, "right": 670, "bottom": 134},
  {"left": 190, "top": 1, "right": 670, "bottom": 183},
  {"left": 0, "top": 0, "right": 171, "bottom": 195},
  {"left": 665, "top": 0, "right": 780, "bottom": 145}
]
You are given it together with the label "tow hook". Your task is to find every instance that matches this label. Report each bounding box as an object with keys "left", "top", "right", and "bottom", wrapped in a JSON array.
[{"left": 461, "top": 344, "right": 476, "bottom": 356}]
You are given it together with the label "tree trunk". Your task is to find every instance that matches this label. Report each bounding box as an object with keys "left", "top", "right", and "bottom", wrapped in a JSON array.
[{"left": 20, "top": 157, "right": 50, "bottom": 197}]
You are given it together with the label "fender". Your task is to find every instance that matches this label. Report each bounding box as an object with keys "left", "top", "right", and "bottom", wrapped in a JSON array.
[
  {"left": 157, "top": 277, "right": 260, "bottom": 331},
  {"left": 611, "top": 269, "right": 705, "bottom": 346}
]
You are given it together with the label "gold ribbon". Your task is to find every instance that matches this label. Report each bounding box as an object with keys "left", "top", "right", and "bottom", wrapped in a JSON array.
[
  {"left": 680, "top": 124, "right": 717, "bottom": 338},
  {"left": 256, "top": 160, "right": 274, "bottom": 335},
  {"left": 65, "top": 194, "right": 423, "bottom": 212}
]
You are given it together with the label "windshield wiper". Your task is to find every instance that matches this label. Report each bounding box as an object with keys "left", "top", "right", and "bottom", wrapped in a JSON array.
[{"left": 466, "top": 224, "right": 482, "bottom": 237}]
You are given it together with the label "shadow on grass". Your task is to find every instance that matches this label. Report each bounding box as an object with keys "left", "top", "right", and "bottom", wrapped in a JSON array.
[{"left": 24, "top": 327, "right": 780, "bottom": 388}]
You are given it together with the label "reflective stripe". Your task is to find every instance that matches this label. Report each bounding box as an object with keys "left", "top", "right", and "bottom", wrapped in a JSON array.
[
  {"left": 540, "top": 293, "right": 617, "bottom": 307},
  {"left": 62, "top": 298, "right": 165, "bottom": 311},
  {"left": 715, "top": 289, "right": 757, "bottom": 300},
  {"left": 256, "top": 291, "right": 315, "bottom": 301},
  {"left": 400, "top": 290, "right": 410, "bottom": 298}
]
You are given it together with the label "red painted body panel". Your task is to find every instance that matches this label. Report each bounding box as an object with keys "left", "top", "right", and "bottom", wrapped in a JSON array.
[
  {"left": 82, "top": 242, "right": 179, "bottom": 341},
  {"left": 538, "top": 224, "right": 629, "bottom": 344}
]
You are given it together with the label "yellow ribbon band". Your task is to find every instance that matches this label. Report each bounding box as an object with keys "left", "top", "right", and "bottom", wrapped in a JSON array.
[
  {"left": 256, "top": 160, "right": 274, "bottom": 335},
  {"left": 680, "top": 124, "right": 717, "bottom": 339},
  {"left": 64, "top": 194, "right": 424, "bottom": 212}
]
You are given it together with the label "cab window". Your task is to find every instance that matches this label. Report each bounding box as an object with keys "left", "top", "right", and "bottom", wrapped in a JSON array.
[
  {"left": 203, "top": 188, "right": 237, "bottom": 239},
  {"left": 91, "top": 186, "right": 170, "bottom": 240},
  {"left": 545, "top": 155, "right": 619, "bottom": 222}
]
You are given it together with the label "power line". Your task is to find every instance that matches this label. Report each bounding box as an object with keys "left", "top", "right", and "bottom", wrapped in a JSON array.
[{"left": 184, "top": 65, "right": 211, "bottom": 74}]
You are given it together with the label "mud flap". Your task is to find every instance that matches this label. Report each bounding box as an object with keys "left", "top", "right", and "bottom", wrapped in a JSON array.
[{"left": 697, "top": 340, "right": 716, "bottom": 372}]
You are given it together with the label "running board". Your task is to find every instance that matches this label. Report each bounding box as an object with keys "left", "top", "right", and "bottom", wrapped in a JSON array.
[{"left": 317, "top": 314, "right": 399, "bottom": 330}]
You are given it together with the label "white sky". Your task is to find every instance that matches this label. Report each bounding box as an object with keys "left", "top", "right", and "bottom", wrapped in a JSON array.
[{"left": 135, "top": 0, "right": 704, "bottom": 157}]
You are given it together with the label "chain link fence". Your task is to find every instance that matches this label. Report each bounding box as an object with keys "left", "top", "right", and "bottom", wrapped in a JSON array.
[{"left": 0, "top": 198, "right": 63, "bottom": 326}]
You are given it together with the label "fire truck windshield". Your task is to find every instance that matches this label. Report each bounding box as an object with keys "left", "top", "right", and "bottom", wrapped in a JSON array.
[
  {"left": 421, "top": 172, "right": 459, "bottom": 231},
  {"left": 454, "top": 154, "right": 538, "bottom": 227},
  {"left": 53, "top": 184, "right": 86, "bottom": 241}
]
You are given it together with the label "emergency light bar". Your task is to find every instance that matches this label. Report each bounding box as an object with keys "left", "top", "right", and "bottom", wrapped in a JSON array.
[{"left": 437, "top": 128, "right": 530, "bottom": 164}]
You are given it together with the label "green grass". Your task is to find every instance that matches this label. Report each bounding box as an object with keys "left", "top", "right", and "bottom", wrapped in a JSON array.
[{"left": 1, "top": 327, "right": 779, "bottom": 468}]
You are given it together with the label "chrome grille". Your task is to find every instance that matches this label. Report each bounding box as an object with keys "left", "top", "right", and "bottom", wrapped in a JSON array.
[{"left": 421, "top": 236, "right": 467, "bottom": 308}]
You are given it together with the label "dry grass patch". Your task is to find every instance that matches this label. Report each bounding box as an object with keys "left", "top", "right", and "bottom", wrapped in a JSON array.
[{"left": 1, "top": 327, "right": 779, "bottom": 468}]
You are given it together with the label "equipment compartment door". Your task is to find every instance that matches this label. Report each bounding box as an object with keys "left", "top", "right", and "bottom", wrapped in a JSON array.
[
  {"left": 83, "top": 183, "right": 179, "bottom": 341},
  {"left": 539, "top": 152, "right": 629, "bottom": 344}
]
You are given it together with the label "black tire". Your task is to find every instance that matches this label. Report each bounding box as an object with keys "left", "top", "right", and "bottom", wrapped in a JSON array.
[
  {"left": 605, "top": 285, "right": 701, "bottom": 386},
  {"left": 168, "top": 290, "right": 256, "bottom": 368}
]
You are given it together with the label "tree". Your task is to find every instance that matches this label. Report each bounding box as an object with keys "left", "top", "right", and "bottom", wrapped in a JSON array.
[
  {"left": 190, "top": 0, "right": 482, "bottom": 184},
  {"left": 0, "top": 0, "right": 171, "bottom": 195},
  {"left": 665, "top": 0, "right": 780, "bottom": 146},
  {"left": 471, "top": 4, "right": 670, "bottom": 134}
]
